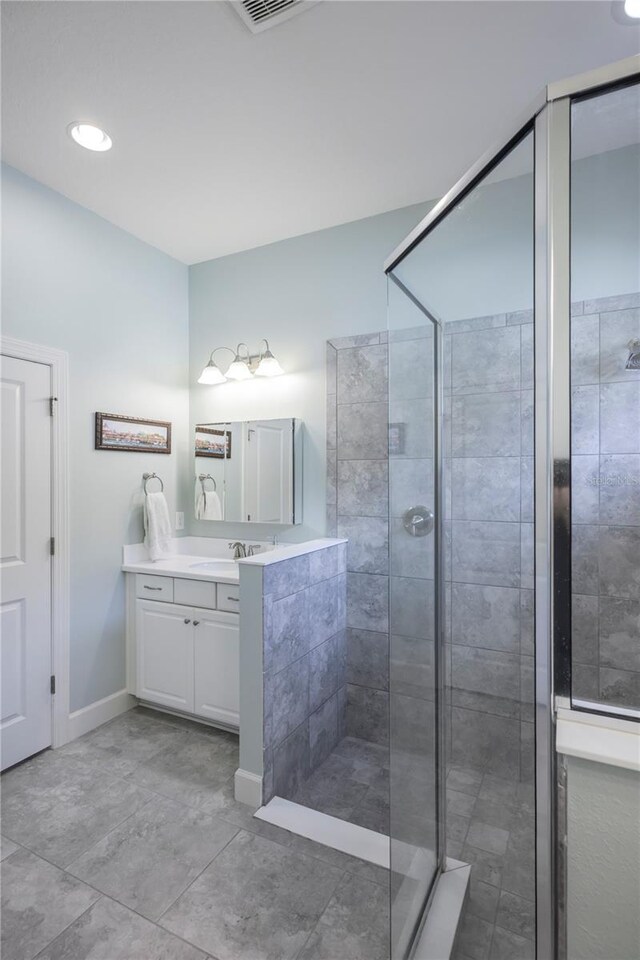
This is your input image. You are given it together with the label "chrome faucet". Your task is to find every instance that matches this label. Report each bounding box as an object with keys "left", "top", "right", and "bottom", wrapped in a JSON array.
[
  {"left": 247, "top": 544, "right": 261, "bottom": 557},
  {"left": 229, "top": 541, "right": 246, "bottom": 559}
]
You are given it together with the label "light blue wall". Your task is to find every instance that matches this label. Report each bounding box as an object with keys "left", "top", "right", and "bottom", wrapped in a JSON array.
[
  {"left": 396, "top": 144, "right": 640, "bottom": 323},
  {"left": 189, "top": 200, "right": 431, "bottom": 543},
  {"left": 1, "top": 164, "right": 190, "bottom": 712}
]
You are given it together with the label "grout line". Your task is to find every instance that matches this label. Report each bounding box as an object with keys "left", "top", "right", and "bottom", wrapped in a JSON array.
[
  {"left": 31, "top": 897, "right": 106, "bottom": 960},
  {"left": 155, "top": 825, "right": 241, "bottom": 926}
]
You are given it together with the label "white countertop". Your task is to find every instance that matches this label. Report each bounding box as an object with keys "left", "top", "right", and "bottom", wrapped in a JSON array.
[{"left": 122, "top": 536, "right": 346, "bottom": 584}]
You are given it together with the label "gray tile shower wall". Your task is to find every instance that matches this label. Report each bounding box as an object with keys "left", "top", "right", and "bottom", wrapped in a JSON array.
[
  {"left": 571, "top": 292, "right": 640, "bottom": 710},
  {"left": 262, "top": 543, "right": 348, "bottom": 803},
  {"left": 445, "top": 311, "right": 535, "bottom": 781},
  {"left": 326, "top": 293, "right": 639, "bottom": 781},
  {"left": 328, "top": 333, "right": 390, "bottom": 747}
]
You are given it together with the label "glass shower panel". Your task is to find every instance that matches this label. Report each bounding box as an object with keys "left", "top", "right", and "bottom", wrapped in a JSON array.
[
  {"left": 570, "top": 81, "right": 640, "bottom": 716},
  {"left": 387, "top": 278, "right": 439, "bottom": 956},
  {"left": 389, "top": 130, "right": 536, "bottom": 959}
]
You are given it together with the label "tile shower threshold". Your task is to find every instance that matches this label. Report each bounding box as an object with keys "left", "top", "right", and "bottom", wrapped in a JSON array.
[{"left": 255, "top": 796, "right": 390, "bottom": 867}]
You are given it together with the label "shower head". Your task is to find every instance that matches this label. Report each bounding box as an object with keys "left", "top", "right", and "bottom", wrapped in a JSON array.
[{"left": 626, "top": 338, "right": 640, "bottom": 371}]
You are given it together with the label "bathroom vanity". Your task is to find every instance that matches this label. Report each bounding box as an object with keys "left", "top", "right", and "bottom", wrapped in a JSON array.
[{"left": 122, "top": 538, "right": 260, "bottom": 730}]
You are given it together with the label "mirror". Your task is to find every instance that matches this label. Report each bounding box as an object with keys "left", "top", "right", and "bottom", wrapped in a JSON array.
[{"left": 194, "top": 418, "right": 302, "bottom": 525}]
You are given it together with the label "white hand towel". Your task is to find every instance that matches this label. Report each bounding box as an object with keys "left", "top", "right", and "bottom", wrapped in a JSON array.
[
  {"left": 202, "top": 489, "right": 222, "bottom": 521},
  {"left": 195, "top": 479, "right": 204, "bottom": 519},
  {"left": 144, "top": 490, "right": 172, "bottom": 560}
]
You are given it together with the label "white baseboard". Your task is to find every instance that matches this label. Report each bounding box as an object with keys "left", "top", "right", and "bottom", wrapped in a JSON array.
[
  {"left": 234, "top": 768, "right": 263, "bottom": 807},
  {"left": 64, "top": 689, "right": 135, "bottom": 743}
]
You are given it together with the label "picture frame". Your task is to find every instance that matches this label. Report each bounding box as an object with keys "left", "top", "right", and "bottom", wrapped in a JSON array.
[
  {"left": 195, "top": 427, "right": 232, "bottom": 459},
  {"left": 95, "top": 412, "right": 171, "bottom": 454}
]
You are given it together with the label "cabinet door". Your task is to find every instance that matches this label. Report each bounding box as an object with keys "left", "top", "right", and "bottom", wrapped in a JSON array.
[
  {"left": 136, "top": 600, "right": 194, "bottom": 712},
  {"left": 193, "top": 609, "right": 239, "bottom": 727}
]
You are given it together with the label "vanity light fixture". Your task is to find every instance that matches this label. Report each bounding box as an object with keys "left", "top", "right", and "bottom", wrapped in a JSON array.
[
  {"left": 225, "top": 343, "right": 254, "bottom": 381},
  {"left": 255, "top": 340, "right": 285, "bottom": 377},
  {"left": 68, "top": 122, "right": 113, "bottom": 152},
  {"left": 197, "top": 341, "right": 285, "bottom": 385}
]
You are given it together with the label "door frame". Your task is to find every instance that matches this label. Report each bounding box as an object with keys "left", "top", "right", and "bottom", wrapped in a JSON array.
[{"left": 1, "top": 336, "right": 70, "bottom": 749}]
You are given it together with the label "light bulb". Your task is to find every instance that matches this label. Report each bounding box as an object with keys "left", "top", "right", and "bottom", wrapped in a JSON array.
[
  {"left": 225, "top": 357, "right": 253, "bottom": 381},
  {"left": 624, "top": 0, "right": 640, "bottom": 16},
  {"left": 68, "top": 122, "right": 112, "bottom": 152},
  {"left": 255, "top": 352, "right": 284, "bottom": 377},
  {"left": 198, "top": 360, "right": 227, "bottom": 385}
]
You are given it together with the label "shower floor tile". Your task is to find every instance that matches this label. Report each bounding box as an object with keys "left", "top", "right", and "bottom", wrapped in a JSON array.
[
  {"left": 451, "top": 766, "right": 536, "bottom": 960},
  {"left": 291, "top": 735, "right": 390, "bottom": 834}
]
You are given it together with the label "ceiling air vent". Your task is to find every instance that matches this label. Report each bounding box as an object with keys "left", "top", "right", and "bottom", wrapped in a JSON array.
[{"left": 230, "top": 0, "right": 320, "bottom": 34}]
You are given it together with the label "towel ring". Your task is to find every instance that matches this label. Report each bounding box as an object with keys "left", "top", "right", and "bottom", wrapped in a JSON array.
[
  {"left": 199, "top": 473, "right": 216, "bottom": 492},
  {"left": 143, "top": 472, "right": 164, "bottom": 493}
]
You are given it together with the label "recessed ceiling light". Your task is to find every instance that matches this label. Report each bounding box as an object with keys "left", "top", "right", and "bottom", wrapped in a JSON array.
[
  {"left": 68, "top": 122, "right": 112, "bottom": 152},
  {"left": 624, "top": 0, "right": 640, "bottom": 16}
]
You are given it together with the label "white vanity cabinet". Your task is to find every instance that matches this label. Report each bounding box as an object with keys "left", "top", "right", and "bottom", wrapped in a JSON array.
[
  {"left": 129, "top": 573, "right": 239, "bottom": 730},
  {"left": 136, "top": 600, "right": 195, "bottom": 713}
]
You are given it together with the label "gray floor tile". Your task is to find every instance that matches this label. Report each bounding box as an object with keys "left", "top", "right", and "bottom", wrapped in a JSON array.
[
  {"left": 455, "top": 911, "right": 494, "bottom": 960},
  {"left": 66, "top": 795, "right": 238, "bottom": 920},
  {"left": 36, "top": 896, "right": 207, "bottom": 960},
  {"left": 287, "top": 834, "right": 389, "bottom": 887},
  {"left": 1, "top": 847, "right": 100, "bottom": 960},
  {"left": 127, "top": 729, "right": 239, "bottom": 810},
  {"left": 466, "top": 822, "right": 510, "bottom": 856},
  {"left": 57, "top": 709, "right": 189, "bottom": 777},
  {"left": 461, "top": 843, "right": 504, "bottom": 889},
  {"left": 298, "top": 874, "right": 390, "bottom": 959},
  {"left": 196, "top": 778, "right": 295, "bottom": 845},
  {"left": 1, "top": 751, "right": 152, "bottom": 867},
  {"left": 347, "top": 790, "right": 389, "bottom": 834},
  {"left": 160, "top": 830, "right": 343, "bottom": 960},
  {"left": 0, "top": 835, "right": 19, "bottom": 861},
  {"left": 465, "top": 878, "right": 500, "bottom": 924},
  {"left": 135, "top": 705, "right": 236, "bottom": 739},
  {"left": 447, "top": 766, "right": 483, "bottom": 797},
  {"left": 332, "top": 736, "right": 389, "bottom": 769},
  {"left": 489, "top": 924, "right": 534, "bottom": 960},
  {"left": 293, "top": 763, "right": 368, "bottom": 820},
  {"left": 496, "top": 891, "right": 535, "bottom": 941}
]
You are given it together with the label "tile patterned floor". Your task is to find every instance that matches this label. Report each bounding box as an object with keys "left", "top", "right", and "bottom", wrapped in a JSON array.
[
  {"left": 1, "top": 708, "right": 390, "bottom": 960},
  {"left": 447, "top": 765, "right": 536, "bottom": 960},
  {"left": 292, "top": 736, "right": 390, "bottom": 834}
]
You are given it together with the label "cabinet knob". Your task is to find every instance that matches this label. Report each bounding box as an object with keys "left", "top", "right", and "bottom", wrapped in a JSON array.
[
  {"left": 184, "top": 618, "right": 191, "bottom": 624},
  {"left": 193, "top": 620, "right": 200, "bottom": 626}
]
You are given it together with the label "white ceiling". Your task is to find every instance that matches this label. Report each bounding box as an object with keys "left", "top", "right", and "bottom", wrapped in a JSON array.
[{"left": 2, "top": 1, "right": 638, "bottom": 265}]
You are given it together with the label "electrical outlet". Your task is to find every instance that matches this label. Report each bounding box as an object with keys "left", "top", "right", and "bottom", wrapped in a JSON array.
[{"left": 175, "top": 512, "right": 185, "bottom": 531}]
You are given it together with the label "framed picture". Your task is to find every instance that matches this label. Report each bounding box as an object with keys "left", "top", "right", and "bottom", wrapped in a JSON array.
[
  {"left": 195, "top": 427, "right": 232, "bottom": 459},
  {"left": 389, "top": 422, "right": 406, "bottom": 457},
  {"left": 95, "top": 412, "right": 171, "bottom": 454}
]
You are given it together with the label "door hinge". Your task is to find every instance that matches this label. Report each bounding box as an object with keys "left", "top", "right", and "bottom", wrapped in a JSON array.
[
  {"left": 49, "top": 396, "right": 58, "bottom": 416},
  {"left": 50, "top": 675, "right": 56, "bottom": 695},
  {"left": 49, "top": 536, "right": 55, "bottom": 556}
]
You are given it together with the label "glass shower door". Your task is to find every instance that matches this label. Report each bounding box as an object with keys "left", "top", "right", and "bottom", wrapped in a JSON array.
[
  {"left": 387, "top": 279, "right": 441, "bottom": 956},
  {"left": 387, "top": 129, "right": 537, "bottom": 960}
]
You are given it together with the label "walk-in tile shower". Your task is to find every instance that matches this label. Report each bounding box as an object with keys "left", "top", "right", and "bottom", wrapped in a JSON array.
[{"left": 277, "top": 59, "right": 639, "bottom": 960}]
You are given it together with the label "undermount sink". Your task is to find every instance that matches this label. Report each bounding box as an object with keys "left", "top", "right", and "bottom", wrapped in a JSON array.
[{"left": 189, "top": 560, "right": 237, "bottom": 573}]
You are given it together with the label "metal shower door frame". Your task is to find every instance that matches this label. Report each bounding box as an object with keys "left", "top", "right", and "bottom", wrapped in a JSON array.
[{"left": 384, "top": 53, "right": 640, "bottom": 960}]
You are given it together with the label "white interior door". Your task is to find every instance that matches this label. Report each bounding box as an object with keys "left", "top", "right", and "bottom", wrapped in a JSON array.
[
  {"left": 1, "top": 354, "right": 52, "bottom": 770},
  {"left": 244, "top": 419, "right": 293, "bottom": 523}
]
